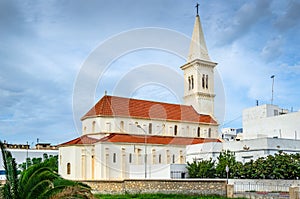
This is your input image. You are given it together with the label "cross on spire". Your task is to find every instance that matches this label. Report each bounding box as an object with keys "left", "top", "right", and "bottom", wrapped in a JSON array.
[{"left": 195, "top": 3, "right": 199, "bottom": 16}]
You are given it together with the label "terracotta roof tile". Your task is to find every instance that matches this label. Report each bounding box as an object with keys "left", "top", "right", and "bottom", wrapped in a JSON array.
[
  {"left": 59, "top": 133, "right": 221, "bottom": 146},
  {"left": 82, "top": 95, "right": 217, "bottom": 124},
  {"left": 99, "top": 133, "right": 221, "bottom": 145},
  {"left": 59, "top": 135, "right": 99, "bottom": 146}
]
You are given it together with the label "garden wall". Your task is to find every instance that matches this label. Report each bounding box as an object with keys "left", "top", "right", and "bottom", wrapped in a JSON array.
[{"left": 82, "top": 179, "right": 227, "bottom": 195}]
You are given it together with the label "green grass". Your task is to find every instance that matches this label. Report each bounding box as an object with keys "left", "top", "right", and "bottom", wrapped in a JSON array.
[{"left": 94, "top": 193, "right": 232, "bottom": 199}]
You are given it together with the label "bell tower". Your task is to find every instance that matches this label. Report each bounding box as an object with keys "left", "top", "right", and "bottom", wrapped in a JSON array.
[{"left": 180, "top": 6, "right": 217, "bottom": 117}]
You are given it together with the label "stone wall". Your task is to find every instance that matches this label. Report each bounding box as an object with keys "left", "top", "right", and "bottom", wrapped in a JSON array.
[{"left": 82, "top": 179, "right": 227, "bottom": 195}]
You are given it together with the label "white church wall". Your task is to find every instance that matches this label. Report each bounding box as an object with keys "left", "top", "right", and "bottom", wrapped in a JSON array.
[
  {"left": 59, "top": 146, "right": 82, "bottom": 180},
  {"left": 82, "top": 116, "right": 218, "bottom": 139},
  {"left": 90, "top": 142, "right": 186, "bottom": 180},
  {"left": 59, "top": 145, "right": 95, "bottom": 180}
]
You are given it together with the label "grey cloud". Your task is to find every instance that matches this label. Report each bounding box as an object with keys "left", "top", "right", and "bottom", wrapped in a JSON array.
[
  {"left": 274, "top": 0, "right": 300, "bottom": 31},
  {"left": 260, "top": 36, "right": 284, "bottom": 62},
  {"left": 217, "top": 0, "right": 272, "bottom": 45}
]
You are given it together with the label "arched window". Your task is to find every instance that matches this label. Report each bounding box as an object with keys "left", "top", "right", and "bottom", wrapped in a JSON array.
[
  {"left": 92, "top": 121, "right": 96, "bottom": 132},
  {"left": 202, "top": 74, "right": 205, "bottom": 88},
  {"left": 191, "top": 75, "right": 194, "bottom": 89},
  {"left": 149, "top": 123, "right": 152, "bottom": 134},
  {"left": 206, "top": 75, "right": 209, "bottom": 89},
  {"left": 174, "top": 125, "right": 178, "bottom": 136},
  {"left": 172, "top": 154, "right": 175, "bottom": 163},
  {"left": 208, "top": 128, "right": 211, "bottom": 137},
  {"left": 158, "top": 154, "right": 162, "bottom": 164},
  {"left": 188, "top": 76, "right": 191, "bottom": 90},
  {"left": 197, "top": 127, "right": 200, "bottom": 137},
  {"left": 67, "top": 163, "right": 71, "bottom": 175}
]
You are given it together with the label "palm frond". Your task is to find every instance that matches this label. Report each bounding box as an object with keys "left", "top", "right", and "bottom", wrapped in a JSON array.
[
  {"left": 25, "top": 179, "right": 53, "bottom": 199},
  {"left": 19, "top": 166, "right": 58, "bottom": 198},
  {"left": 0, "top": 141, "right": 19, "bottom": 199}
]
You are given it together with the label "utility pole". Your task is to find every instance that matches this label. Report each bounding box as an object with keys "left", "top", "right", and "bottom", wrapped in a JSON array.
[{"left": 271, "top": 75, "right": 275, "bottom": 105}]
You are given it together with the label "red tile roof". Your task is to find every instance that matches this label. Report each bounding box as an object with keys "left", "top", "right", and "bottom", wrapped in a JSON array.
[
  {"left": 99, "top": 133, "right": 221, "bottom": 145},
  {"left": 82, "top": 95, "right": 217, "bottom": 124},
  {"left": 59, "top": 135, "right": 99, "bottom": 146},
  {"left": 60, "top": 133, "right": 221, "bottom": 146}
]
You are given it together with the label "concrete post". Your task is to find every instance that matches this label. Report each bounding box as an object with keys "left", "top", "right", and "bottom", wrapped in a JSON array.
[
  {"left": 289, "top": 186, "right": 300, "bottom": 199},
  {"left": 227, "top": 184, "right": 234, "bottom": 198}
]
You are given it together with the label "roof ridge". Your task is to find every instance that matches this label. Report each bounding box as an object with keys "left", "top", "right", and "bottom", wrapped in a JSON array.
[
  {"left": 60, "top": 133, "right": 222, "bottom": 146},
  {"left": 106, "top": 95, "right": 184, "bottom": 106},
  {"left": 82, "top": 95, "right": 217, "bottom": 124}
]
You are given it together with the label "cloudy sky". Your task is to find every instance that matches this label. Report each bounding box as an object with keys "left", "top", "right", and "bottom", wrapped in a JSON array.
[{"left": 1, "top": 0, "right": 299, "bottom": 145}]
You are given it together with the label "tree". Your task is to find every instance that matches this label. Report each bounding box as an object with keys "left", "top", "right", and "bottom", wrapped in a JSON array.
[
  {"left": 215, "top": 150, "right": 237, "bottom": 178},
  {"left": 0, "top": 141, "right": 94, "bottom": 199},
  {"left": 19, "top": 155, "right": 57, "bottom": 172},
  {"left": 187, "top": 158, "right": 216, "bottom": 178}
]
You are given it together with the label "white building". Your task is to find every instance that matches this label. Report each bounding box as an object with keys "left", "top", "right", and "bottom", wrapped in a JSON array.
[
  {"left": 186, "top": 104, "right": 300, "bottom": 163},
  {"left": 221, "top": 128, "right": 243, "bottom": 141},
  {"left": 243, "top": 104, "right": 300, "bottom": 140},
  {"left": 58, "top": 10, "right": 222, "bottom": 180},
  {"left": 0, "top": 146, "right": 58, "bottom": 180},
  {"left": 186, "top": 137, "right": 300, "bottom": 164}
]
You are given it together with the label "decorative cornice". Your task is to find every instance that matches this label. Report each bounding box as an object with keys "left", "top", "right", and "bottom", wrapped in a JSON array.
[
  {"left": 184, "top": 92, "right": 216, "bottom": 98},
  {"left": 180, "top": 59, "right": 217, "bottom": 70}
]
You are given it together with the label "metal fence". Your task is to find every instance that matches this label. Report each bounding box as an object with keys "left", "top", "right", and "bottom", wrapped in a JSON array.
[
  {"left": 170, "top": 171, "right": 187, "bottom": 179},
  {"left": 230, "top": 179, "right": 300, "bottom": 193}
]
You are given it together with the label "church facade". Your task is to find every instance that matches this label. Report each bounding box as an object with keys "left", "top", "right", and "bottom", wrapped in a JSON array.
[{"left": 58, "top": 10, "right": 221, "bottom": 180}]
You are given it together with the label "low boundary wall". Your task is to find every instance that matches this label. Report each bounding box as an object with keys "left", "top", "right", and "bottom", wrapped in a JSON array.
[{"left": 82, "top": 179, "right": 227, "bottom": 195}]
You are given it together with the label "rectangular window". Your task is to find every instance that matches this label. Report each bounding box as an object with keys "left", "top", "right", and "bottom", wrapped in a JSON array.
[
  {"left": 67, "top": 163, "right": 71, "bottom": 175},
  {"left": 174, "top": 125, "right": 177, "bottom": 136},
  {"left": 106, "top": 122, "right": 111, "bottom": 132},
  {"left": 208, "top": 128, "right": 211, "bottom": 137},
  {"left": 113, "top": 153, "right": 116, "bottom": 163},
  {"left": 129, "top": 153, "right": 132, "bottom": 163},
  {"left": 149, "top": 123, "right": 152, "bottom": 134}
]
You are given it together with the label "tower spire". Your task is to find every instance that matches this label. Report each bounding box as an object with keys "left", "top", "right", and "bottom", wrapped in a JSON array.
[
  {"left": 187, "top": 5, "right": 210, "bottom": 62},
  {"left": 180, "top": 5, "right": 217, "bottom": 117}
]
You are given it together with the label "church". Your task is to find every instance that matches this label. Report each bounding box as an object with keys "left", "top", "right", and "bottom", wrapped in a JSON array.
[{"left": 58, "top": 8, "right": 221, "bottom": 180}]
